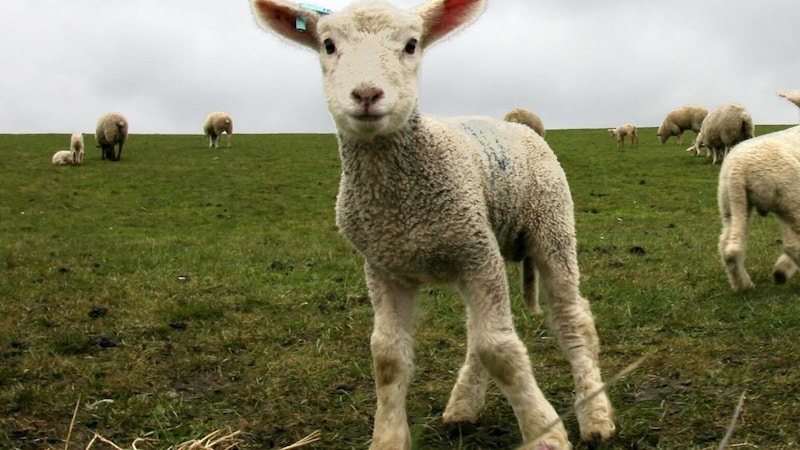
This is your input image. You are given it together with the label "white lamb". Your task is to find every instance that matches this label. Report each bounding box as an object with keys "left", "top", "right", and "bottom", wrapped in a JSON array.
[
  {"left": 504, "top": 107, "right": 546, "bottom": 138},
  {"left": 251, "top": 1, "right": 615, "bottom": 449},
  {"left": 70, "top": 132, "right": 84, "bottom": 165},
  {"left": 608, "top": 123, "right": 638, "bottom": 148},
  {"left": 203, "top": 111, "right": 233, "bottom": 149},
  {"left": 686, "top": 104, "right": 754, "bottom": 164},
  {"left": 52, "top": 150, "right": 74, "bottom": 165},
  {"left": 95, "top": 112, "right": 129, "bottom": 161},
  {"left": 778, "top": 91, "right": 800, "bottom": 109},
  {"left": 657, "top": 104, "right": 707, "bottom": 145},
  {"left": 718, "top": 125, "right": 800, "bottom": 291}
]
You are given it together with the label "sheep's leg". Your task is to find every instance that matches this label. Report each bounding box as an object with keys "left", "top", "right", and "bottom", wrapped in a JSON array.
[
  {"left": 453, "top": 256, "right": 570, "bottom": 449},
  {"left": 522, "top": 257, "right": 542, "bottom": 315},
  {"left": 116, "top": 143, "right": 123, "bottom": 162},
  {"left": 226, "top": 133, "right": 232, "bottom": 148},
  {"left": 774, "top": 215, "right": 800, "bottom": 283},
  {"left": 718, "top": 195, "right": 753, "bottom": 291},
  {"left": 365, "top": 264, "right": 417, "bottom": 450},
  {"left": 534, "top": 234, "right": 615, "bottom": 443}
]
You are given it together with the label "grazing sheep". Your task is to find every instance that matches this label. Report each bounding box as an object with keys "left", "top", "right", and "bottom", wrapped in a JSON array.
[
  {"left": 203, "top": 111, "right": 233, "bottom": 149},
  {"left": 251, "top": 0, "right": 615, "bottom": 449},
  {"left": 657, "top": 104, "right": 707, "bottom": 145},
  {"left": 95, "top": 112, "right": 129, "bottom": 161},
  {"left": 504, "top": 107, "right": 546, "bottom": 138},
  {"left": 687, "top": 104, "right": 754, "bottom": 164},
  {"left": 52, "top": 150, "right": 74, "bottom": 165},
  {"left": 70, "top": 132, "right": 84, "bottom": 165},
  {"left": 608, "top": 123, "right": 638, "bottom": 148},
  {"left": 718, "top": 125, "right": 800, "bottom": 291}
]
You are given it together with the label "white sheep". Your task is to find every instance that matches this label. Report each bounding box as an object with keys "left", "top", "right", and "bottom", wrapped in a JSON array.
[
  {"left": 608, "top": 123, "right": 638, "bottom": 148},
  {"left": 203, "top": 111, "right": 233, "bottom": 149},
  {"left": 778, "top": 91, "right": 800, "bottom": 109},
  {"left": 686, "top": 104, "right": 754, "bottom": 164},
  {"left": 95, "top": 112, "right": 129, "bottom": 161},
  {"left": 718, "top": 125, "right": 800, "bottom": 291},
  {"left": 70, "top": 132, "right": 85, "bottom": 165},
  {"left": 657, "top": 104, "right": 707, "bottom": 145},
  {"left": 251, "top": 1, "right": 615, "bottom": 449},
  {"left": 504, "top": 107, "right": 546, "bottom": 138},
  {"left": 52, "top": 150, "right": 75, "bottom": 165}
]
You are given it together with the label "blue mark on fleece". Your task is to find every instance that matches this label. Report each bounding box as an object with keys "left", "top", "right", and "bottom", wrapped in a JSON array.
[{"left": 460, "top": 121, "right": 509, "bottom": 183}]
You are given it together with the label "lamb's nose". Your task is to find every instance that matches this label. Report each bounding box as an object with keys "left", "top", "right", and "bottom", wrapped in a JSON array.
[{"left": 351, "top": 87, "right": 384, "bottom": 107}]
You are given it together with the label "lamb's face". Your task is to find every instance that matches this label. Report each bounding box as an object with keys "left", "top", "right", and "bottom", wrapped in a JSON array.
[{"left": 315, "top": 5, "right": 424, "bottom": 138}]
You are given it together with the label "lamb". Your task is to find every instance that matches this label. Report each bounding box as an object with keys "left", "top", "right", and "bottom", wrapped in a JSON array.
[
  {"left": 95, "top": 112, "right": 129, "bottom": 161},
  {"left": 504, "top": 107, "right": 546, "bottom": 138},
  {"left": 52, "top": 150, "right": 74, "bottom": 165},
  {"left": 608, "top": 123, "right": 638, "bottom": 148},
  {"left": 70, "top": 132, "right": 84, "bottom": 165},
  {"left": 717, "top": 125, "right": 800, "bottom": 291},
  {"left": 251, "top": 1, "right": 615, "bottom": 449},
  {"left": 686, "top": 104, "right": 754, "bottom": 164},
  {"left": 657, "top": 104, "right": 707, "bottom": 145},
  {"left": 203, "top": 111, "right": 233, "bottom": 149}
]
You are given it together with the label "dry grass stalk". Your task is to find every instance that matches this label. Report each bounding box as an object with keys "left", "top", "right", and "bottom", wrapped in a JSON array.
[
  {"left": 717, "top": 390, "right": 747, "bottom": 450},
  {"left": 279, "top": 429, "right": 322, "bottom": 449}
]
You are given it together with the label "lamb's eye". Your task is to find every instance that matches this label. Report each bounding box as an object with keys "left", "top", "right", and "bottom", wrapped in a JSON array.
[
  {"left": 404, "top": 38, "right": 418, "bottom": 55},
  {"left": 323, "top": 38, "right": 336, "bottom": 55}
]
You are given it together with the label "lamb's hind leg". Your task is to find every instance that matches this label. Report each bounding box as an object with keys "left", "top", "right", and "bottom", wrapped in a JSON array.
[
  {"left": 365, "top": 264, "right": 418, "bottom": 450},
  {"left": 774, "top": 215, "right": 800, "bottom": 284},
  {"left": 449, "top": 255, "right": 570, "bottom": 449},
  {"left": 535, "top": 242, "right": 615, "bottom": 443}
]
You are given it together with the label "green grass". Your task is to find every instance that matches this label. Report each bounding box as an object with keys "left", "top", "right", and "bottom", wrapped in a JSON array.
[{"left": 1, "top": 126, "right": 798, "bottom": 449}]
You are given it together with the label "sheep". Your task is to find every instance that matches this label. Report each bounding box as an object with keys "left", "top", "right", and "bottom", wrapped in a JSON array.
[
  {"left": 203, "top": 111, "right": 233, "bottom": 149},
  {"left": 70, "top": 132, "right": 84, "bottom": 165},
  {"left": 657, "top": 104, "right": 707, "bottom": 145},
  {"left": 717, "top": 125, "right": 800, "bottom": 291},
  {"left": 251, "top": 1, "right": 615, "bottom": 449},
  {"left": 52, "top": 150, "right": 74, "bottom": 165},
  {"left": 504, "top": 107, "right": 546, "bottom": 138},
  {"left": 608, "top": 123, "right": 638, "bottom": 148},
  {"left": 686, "top": 104, "right": 754, "bottom": 164},
  {"left": 95, "top": 112, "right": 129, "bottom": 161}
]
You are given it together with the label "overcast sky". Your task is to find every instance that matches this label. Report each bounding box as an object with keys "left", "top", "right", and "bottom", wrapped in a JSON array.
[{"left": 2, "top": 1, "right": 798, "bottom": 136}]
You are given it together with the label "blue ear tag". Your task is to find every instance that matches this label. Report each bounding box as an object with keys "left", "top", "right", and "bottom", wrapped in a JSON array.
[{"left": 296, "top": 3, "right": 332, "bottom": 31}]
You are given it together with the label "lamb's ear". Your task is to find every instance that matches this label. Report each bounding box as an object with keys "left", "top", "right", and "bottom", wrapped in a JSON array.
[
  {"left": 251, "top": 0, "right": 321, "bottom": 50},
  {"left": 415, "top": 0, "right": 486, "bottom": 48}
]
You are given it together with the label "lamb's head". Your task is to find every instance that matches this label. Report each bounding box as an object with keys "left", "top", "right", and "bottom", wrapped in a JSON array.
[{"left": 251, "top": 0, "right": 485, "bottom": 139}]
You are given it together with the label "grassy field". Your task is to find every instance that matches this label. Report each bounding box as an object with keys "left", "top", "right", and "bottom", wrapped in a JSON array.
[{"left": 1, "top": 126, "right": 799, "bottom": 449}]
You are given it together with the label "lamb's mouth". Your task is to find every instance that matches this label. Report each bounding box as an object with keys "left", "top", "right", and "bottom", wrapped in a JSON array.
[{"left": 352, "top": 113, "right": 384, "bottom": 123}]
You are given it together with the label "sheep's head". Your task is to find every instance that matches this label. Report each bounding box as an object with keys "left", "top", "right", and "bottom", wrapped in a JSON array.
[{"left": 251, "top": 0, "right": 485, "bottom": 139}]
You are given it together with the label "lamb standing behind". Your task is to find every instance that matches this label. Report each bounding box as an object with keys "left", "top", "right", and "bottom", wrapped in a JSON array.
[
  {"left": 95, "top": 112, "right": 129, "bottom": 161},
  {"left": 70, "top": 133, "right": 84, "bottom": 165},
  {"left": 778, "top": 91, "right": 800, "bottom": 109},
  {"left": 687, "top": 104, "right": 754, "bottom": 164},
  {"left": 608, "top": 123, "right": 638, "bottom": 148},
  {"left": 251, "top": 1, "right": 615, "bottom": 449},
  {"left": 657, "top": 104, "right": 707, "bottom": 145},
  {"left": 52, "top": 150, "right": 74, "bottom": 165},
  {"left": 718, "top": 125, "right": 800, "bottom": 291},
  {"left": 203, "top": 112, "right": 233, "bottom": 149},
  {"left": 504, "top": 107, "right": 546, "bottom": 138}
]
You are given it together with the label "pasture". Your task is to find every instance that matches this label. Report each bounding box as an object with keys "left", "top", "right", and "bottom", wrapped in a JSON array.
[{"left": 1, "top": 127, "right": 798, "bottom": 449}]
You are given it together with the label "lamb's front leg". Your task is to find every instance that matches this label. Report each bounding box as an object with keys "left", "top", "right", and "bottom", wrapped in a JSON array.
[
  {"left": 456, "top": 257, "right": 570, "bottom": 450},
  {"left": 365, "top": 264, "right": 418, "bottom": 450}
]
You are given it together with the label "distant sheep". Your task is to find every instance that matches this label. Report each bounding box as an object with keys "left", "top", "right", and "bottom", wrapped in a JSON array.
[
  {"left": 95, "top": 112, "right": 129, "bottom": 161},
  {"left": 203, "top": 112, "right": 233, "bottom": 149},
  {"left": 70, "top": 133, "right": 84, "bottom": 165},
  {"left": 608, "top": 123, "right": 638, "bottom": 148},
  {"left": 657, "top": 104, "right": 707, "bottom": 145},
  {"left": 503, "top": 107, "right": 546, "bottom": 138},
  {"left": 718, "top": 125, "right": 800, "bottom": 291},
  {"left": 52, "top": 150, "right": 74, "bottom": 165},
  {"left": 251, "top": 0, "right": 616, "bottom": 448},
  {"left": 687, "top": 104, "right": 754, "bottom": 164}
]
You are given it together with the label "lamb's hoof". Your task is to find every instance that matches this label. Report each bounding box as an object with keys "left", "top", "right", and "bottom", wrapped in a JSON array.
[
  {"left": 444, "top": 420, "right": 478, "bottom": 438},
  {"left": 580, "top": 418, "right": 616, "bottom": 444},
  {"left": 774, "top": 271, "right": 787, "bottom": 284}
]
